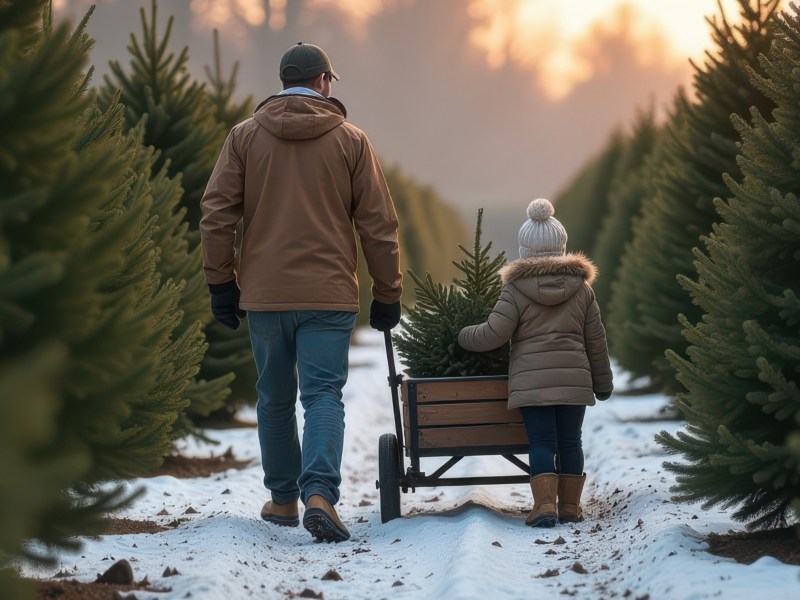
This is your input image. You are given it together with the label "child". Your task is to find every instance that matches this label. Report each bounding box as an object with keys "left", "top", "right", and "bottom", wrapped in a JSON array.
[{"left": 458, "top": 198, "right": 613, "bottom": 527}]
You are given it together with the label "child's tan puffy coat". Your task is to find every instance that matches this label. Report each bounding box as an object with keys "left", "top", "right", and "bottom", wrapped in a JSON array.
[{"left": 458, "top": 253, "right": 612, "bottom": 409}]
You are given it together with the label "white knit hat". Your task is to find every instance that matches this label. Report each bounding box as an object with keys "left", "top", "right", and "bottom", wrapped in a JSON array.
[{"left": 518, "top": 198, "right": 567, "bottom": 258}]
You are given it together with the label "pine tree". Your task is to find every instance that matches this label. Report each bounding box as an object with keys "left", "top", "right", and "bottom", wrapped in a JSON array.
[
  {"left": 100, "top": 0, "right": 224, "bottom": 229},
  {"left": 553, "top": 129, "right": 625, "bottom": 255},
  {"left": 605, "top": 100, "right": 691, "bottom": 383},
  {"left": 607, "top": 0, "right": 780, "bottom": 389},
  {"left": 65, "top": 98, "right": 190, "bottom": 478},
  {"left": 0, "top": 5, "right": 132, "bottom": 574},
  {"left": 592, "top": 108, "right": 660, "bottom": 311},
  {"left": 119, "top": 123, "right": 209, "bottom": 440},
  {"left": 1, "top": 0, "right": 190, "bottom": 588},
  {"left": 656, "top": 5, "right": 800, "bottom": 530},
  {"left": 99, "top": 0, "right": 238, "bottom": 427},
  {"left": 205, "top": 28, "right": 253, "bottom": 130},
  {"left": 395, "top": 209, "right": 508, "bottom": 377}
]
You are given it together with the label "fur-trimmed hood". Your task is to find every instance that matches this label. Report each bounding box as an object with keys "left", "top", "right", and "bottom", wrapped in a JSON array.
[{"left": 498, "top": 253, "right": 597, "bottom": 306}]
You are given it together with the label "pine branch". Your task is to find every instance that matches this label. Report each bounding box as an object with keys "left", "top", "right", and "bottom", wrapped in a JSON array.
[{"left": 396, "top": 209, "right": 508, "bottom": 377}]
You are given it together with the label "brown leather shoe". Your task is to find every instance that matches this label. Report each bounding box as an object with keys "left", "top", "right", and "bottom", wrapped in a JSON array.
[
  {"left": 260, "top": 499, "right": 299, "bottom": 527},
  {"left": 302, "top": 495, "right": 350, "bottom": 542}
]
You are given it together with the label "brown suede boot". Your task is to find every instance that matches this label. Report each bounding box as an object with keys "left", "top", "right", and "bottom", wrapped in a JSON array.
[
  {"left": 260, "top": 499, "right": 299, "bottom": 527},
  {"left": 525, "top": 473, "right": 559, "bottom": 527},
  {"left": 303, "top": 495, "right": 350, "bottom": 542},
  {"left": 558, "top": 473, "right": 586, "bottom": 523}
]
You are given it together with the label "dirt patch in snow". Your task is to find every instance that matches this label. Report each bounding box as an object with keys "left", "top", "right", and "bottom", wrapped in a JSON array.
[
  {"left": 32, "top": 559, "right": 174, "bottom": 599},
  {"left": 706, "top": 527, "right": 800, "bottom": 565},
  {"left": 150, "top": 447, "right": 252, "bottom": 478},
  {"left": 106, "top": 518, "right": 168, "bottom": 535},
  {"left": 33, "top": 578, "right": 169, "bottom": 600}
]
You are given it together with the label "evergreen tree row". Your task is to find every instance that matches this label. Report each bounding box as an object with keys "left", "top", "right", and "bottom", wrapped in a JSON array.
[
  {"left": 553, "top": 107, "right": 662, "bottom": 315},
  {"left": 656, "top": 4, "right": 800, "bottom": 530},
  {"left": 609, "top": 0, "right": 780, "bottom": 390},
  {"left": 552, "top": 0, "right": 781, "bottom": 392},
  {"left": 550, "top": 0, "right": 797, "bottom": 530},
  {"left": 0, "top": 1, "right": 202, "bottom": 595},
  {"left": 591, "top": 108, "right": 660, "bottom": 312}
]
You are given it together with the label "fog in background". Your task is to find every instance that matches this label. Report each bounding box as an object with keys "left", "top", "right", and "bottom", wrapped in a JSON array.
[{"left": 56, "top": 0, "right": 694, "bottom": 259}]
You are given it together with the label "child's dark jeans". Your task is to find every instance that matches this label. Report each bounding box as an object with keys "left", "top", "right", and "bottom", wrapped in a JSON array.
[{"left": 520, "top": 404, "right": 586, "bottom": 476}]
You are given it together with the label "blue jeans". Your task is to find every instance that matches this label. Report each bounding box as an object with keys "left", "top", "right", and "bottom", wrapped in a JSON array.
[
  {"left": 520, "top": 405, "right": 586, "bottom": 476},
  {"left": 248, "top": 310, "right": 356, "bottom": 507}
]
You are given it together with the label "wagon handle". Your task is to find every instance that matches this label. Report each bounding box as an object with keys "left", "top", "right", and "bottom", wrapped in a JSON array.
[{"left": 383, "top": 330, "right": 405, "bottom": 464}]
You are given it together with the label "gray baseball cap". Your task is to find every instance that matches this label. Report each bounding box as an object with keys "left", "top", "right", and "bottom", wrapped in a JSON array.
[{"left": 279, "top": 42, "right": 340, "bottom": 83}]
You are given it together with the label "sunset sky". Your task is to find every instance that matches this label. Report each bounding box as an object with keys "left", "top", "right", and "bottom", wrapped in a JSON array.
[
  {"left": 54, "top": 0, "right": 767, "bottom": 256},
  {"left": 174, "top": 0, "right": 746, "bottom": 99}
]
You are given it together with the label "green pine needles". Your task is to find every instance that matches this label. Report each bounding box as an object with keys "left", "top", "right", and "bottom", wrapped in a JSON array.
[
  {"left": 396, "top": 209, "right": 509, "bottom": 377},
  {"left": 592, "top": 107, "right": 660, "bottom": 311},
  {"left": 607, "top": 0, "right": 780, "bottom": 390},
  {"left": 100, "top": 0, "right": 224, "bottom": 230},
  {"left": 656, "top": 5, "right": 800, "bottom": 530},
  {"left": 205, "top": 28, "right": 254, "bottom": 131},
  {"left": 0, "top": 0, "right": 202, "bottom": 586}
]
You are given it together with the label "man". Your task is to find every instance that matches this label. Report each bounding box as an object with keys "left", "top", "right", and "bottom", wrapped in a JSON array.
[{"left": 199, "top": 42, "right": 402, "bottom": 543}]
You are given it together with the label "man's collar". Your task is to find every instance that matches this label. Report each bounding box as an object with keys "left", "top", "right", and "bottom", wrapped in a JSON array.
[{"left": 277, "top": 87, "right": 324, "bottom": 98}]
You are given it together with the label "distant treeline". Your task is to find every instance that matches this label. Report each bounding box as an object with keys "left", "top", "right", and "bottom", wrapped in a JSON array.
[
  {"left": 0, "top": 1, "right": 465, "bottom": 596},
  {"left": 553, "top": 0, "right": 798, "bottom": 533}
]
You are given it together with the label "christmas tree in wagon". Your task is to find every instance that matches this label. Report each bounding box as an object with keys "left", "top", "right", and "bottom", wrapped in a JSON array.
[{"left": 377, "top": 210, "right": 530, "bottom": 523}]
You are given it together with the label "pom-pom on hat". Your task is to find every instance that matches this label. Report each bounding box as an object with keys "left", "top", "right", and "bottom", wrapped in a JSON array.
[{"left": 518, "top": 198, "right": 568, "bottom": 258}]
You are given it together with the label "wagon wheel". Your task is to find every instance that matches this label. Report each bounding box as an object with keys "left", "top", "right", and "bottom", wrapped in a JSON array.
[{"left": 378, "top": 433, "right": 402, "bottom": 523}]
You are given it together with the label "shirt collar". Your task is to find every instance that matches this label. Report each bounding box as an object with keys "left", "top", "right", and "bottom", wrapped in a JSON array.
[{"left": 277, "top": 87, "right": 325, "bottom": 98}]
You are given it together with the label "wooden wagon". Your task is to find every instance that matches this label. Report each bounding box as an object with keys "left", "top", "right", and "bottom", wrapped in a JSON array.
[{"left": 377, "top": 332, "right": 531, "bottom": 522}]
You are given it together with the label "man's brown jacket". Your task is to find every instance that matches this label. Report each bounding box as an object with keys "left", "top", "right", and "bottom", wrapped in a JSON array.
[{"left": 200, "top": 94, "right": 402, "bottom": 312}]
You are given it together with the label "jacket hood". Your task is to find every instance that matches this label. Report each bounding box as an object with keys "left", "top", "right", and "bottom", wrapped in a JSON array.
[
  {"left": 253, "top": 94, "right": 347, "bottom": 140},
  {"left": 499, "top": 253, "right": 597, "bottom": 306}
]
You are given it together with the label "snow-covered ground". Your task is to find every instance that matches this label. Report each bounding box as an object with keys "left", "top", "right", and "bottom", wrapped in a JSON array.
[{"left": 21, "top": 329, "right": 800, "bottom": 599}]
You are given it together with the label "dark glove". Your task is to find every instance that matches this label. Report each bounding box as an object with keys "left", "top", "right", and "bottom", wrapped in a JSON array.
[
  {"left": 369, "top": 299, "right": 401, "bottom": 331},
  {"left": 209, "top": 280, "right": 247, "bottom": 330},
  {"left": 596, "top": 390, "right": 612, "bottom": 401}
]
